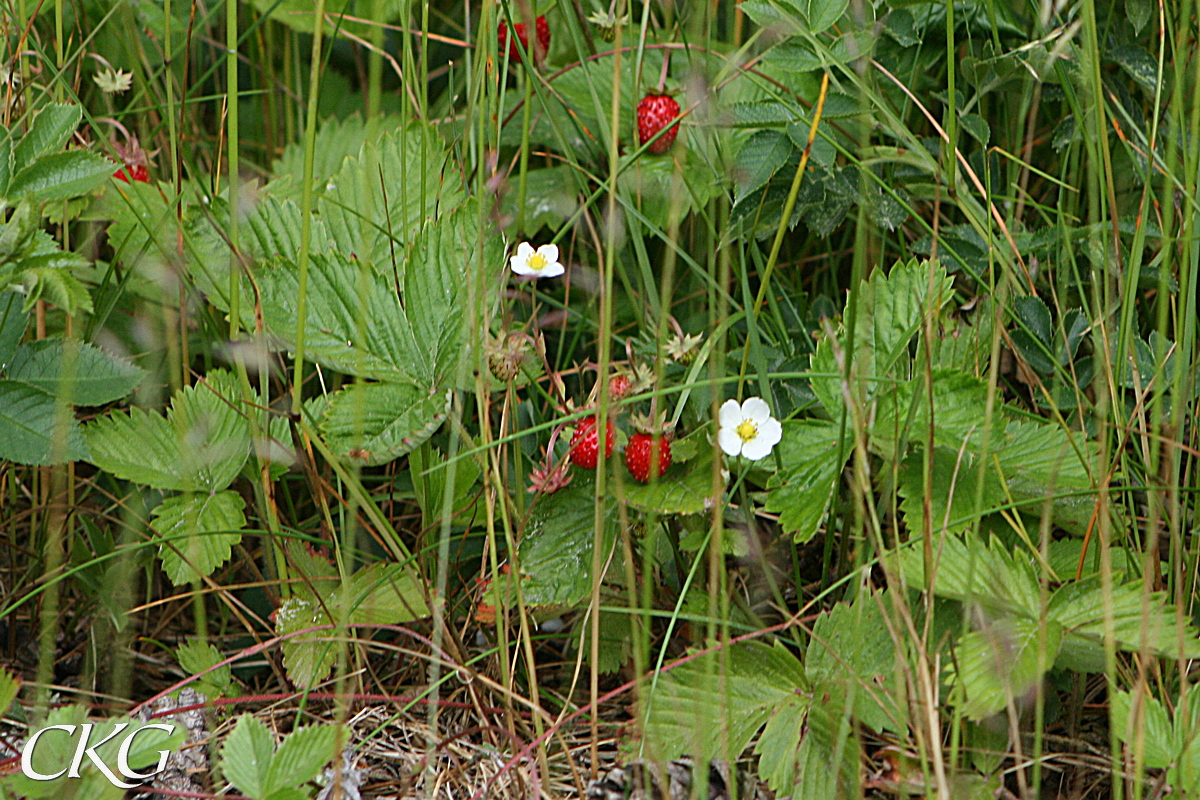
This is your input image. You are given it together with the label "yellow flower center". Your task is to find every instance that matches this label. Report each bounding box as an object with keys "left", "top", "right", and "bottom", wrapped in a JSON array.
[
  {"left": 528, "top": 252, "right": 547, "bottom": 271},
  {"left": 736, "top": 419, "right": 758, "bottom": 443}
]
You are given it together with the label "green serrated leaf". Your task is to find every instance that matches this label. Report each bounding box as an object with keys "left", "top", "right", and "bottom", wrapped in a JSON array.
[
  {"left": 409, "top": 443, "right": 482, "bottom": 533},
  {"left": 806, "top": 591, "right": 904, "bottom": 732},
  {"left": 1049, "top": 577, "right": 1200, "bottom": 660},
  {"left": 275, "top": 595, "right": 336, "bottom": 689},
  {"left": 1061, "top": 309, "right": 1089, "bottom": 361},
  {"left": 84, "top": 405, "right": 189, "bottom": 490},
  {"left": 517, "top": 476, "right": 616, "bottom": 609},
  {"left": 1012, "top": 295, "right": 1054, "bottom": 372},
  {"left": 0, "top": 133, "right": 12, "bottom": 198},
  {"left": 883, "top": 8, "right": 921, "bottom": 45},
  {"left": 15, "top": 259, "right": 94, "bottom": 315},
  {"left": 263, "top": 787, "right": 310, "bottom": 800},
  {"left": 250, "top": 0, "right": 409, "bottom": 35},
  {"left": 932, "top": 299, "right": 995, "bottom": 376},
  {"left": 13, "top": 104, "right": 83, "bottom": 172},
  {"left": 992, "top": 419, "right": 1101, "bottom": 536},
  {"left": 221, "top": 714, "right": 276, "bottom": 799},
  {"left": 734, "top": 131, "right": 794, "bottom": 205},
  {"left": 0, "top": 289, "right": 27, "bottom": 367},
  {"left": 798, "top": 0, "right": 849, "bottom": 32},
  {"left": 573, "top": 608, "right": 633, "bottom": 675},
  {"left": 8, "top": 150, "right": 117, "bottom": 201},
  {"left": 948, "top": 617, "right": 1063, "bottom": 720},
  {"left": 790, "top": 695, "right": 858, "bottom": 800},
  {"left": 405, "top": 202, "right": 498, "bottom": 387},
  {"left": 754, "top": 693, "right": 807, "bottom": 793},
  {"left": 642, "top": 641, "right": 807, "bottom": 761},
  {"left": 1111, "top": 690, "right": 1175, "bottom": 770},
  {"left": 0, "top": 378, "right": 87, "bottom": 464},
  {"left": 256, "top": 252, "right": 425, "bottom": 384},
  {"left": 152, "top": 490, "right": 245, "bottom": 585},
  {"left": 318, "top": 383, "right": 450, "bottom": 466},
  {"left": 176, "top": 639, "right": 233, "bottom": 693},
  {"left": 622, "top": 446, "right": 717, "bottom": 515},
  {"left": 863, "top": 181, "right": 909, "bottom": 231},
  {"left": 617, "top": 147, "right": 721, "bottom": 235},
  {"left": 269, "top": 113, "right": 405, "bottom": 197},
  {"left": 266, "top": 724, "right": 339, "bottom": 792},
  {"left": 765, "top": 419, "right": 845, "bottom": 540},
  {"left": 88, "top": 371, "right": 250, "bottom": 491},
  {"left": 959, "top": 112, "right": 990, "bottom": 145},
  {"left": 738, "top": 0, "right": 797, "bottom": 29},
  {"left": 896, "top": 446, "right": 1007, "bottom": 536},
  {"left": 867, "top": 258, "right": 955, "bottom": 374},
  {"left": 345, "top": 563, "right": 429, "bottom": 624},
  {"left": 171, "top": 371, "right": 253, "bottom": 490},
  {"left": 728, "top": 101, "right": 801, "bottom": 128},
  {"left": 0, "top": 668, "right": 18, "bottom": 717},
  {"left": 276, "top": 564, "right": 428, "bottom": 687},
  {"left": 319, "top": 123, "right": 464, "bottom": 268},
  {"left": 897, "top": 534, "right": 1042, "bottom": 618},
  {"left": 7, "top": 338, "right": 145, "bottom": 405}
]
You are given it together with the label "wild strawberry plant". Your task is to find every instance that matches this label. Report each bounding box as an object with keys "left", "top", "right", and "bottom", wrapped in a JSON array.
[{"left": 1, "top": 0, "right": 1198, "bottom": 797}]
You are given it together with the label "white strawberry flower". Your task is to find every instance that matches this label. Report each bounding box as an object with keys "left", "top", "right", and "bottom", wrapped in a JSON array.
[
  {"left": 718, "top": 397, "right": 782, "bottom": 461},
  {"left": 509, "top": 242, "right": 564, "bottom": 278}
]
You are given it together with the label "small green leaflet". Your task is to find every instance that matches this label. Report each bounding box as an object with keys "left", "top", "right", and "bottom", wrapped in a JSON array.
[
  {"left": 6, "top": 338, "right": 145, "bottom": 405},
  {"left": 275, "top": 563, "right": 429, "bottom": 687},
  {"left": 765, "top": 419, "right": 844, "bottom": 541},
  {"left": 641, "top": 640, "right": 808, "bottom": 762},
  {"left": 0, "top": 379, "right": 88, "bottom": 465},
  {"left": 152, "top": 491, "right": 246, "bottom": 586},
  {"left": 85, "top": 369, "right": 251, "bottom": 493}
]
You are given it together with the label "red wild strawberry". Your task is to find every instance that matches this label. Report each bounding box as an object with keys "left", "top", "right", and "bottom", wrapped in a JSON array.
[
  {"left": 570, "top": 415, "right": 614, "bottom": 469},
  {"left": 499, "top": 14, "right": 550, "bottom": 63},
  {"left": 114, "top": 164, "right": 149, "bottom": 183},
  {"left": 624, "top": 432, "right": 671, "bottom": 483},
  {"left": 636, "top": 93, "right": 681, "bottom": 154}
]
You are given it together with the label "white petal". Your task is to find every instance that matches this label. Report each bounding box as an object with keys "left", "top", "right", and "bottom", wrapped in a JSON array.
[
  {"left": 757, "top": 416, "right": 783, "bottom": 448},
  {"left": 718, "top": 398, "right": 744, "bottom": 428},
  {"left": 717, "top": 427, "right": 744, "bottom": 457},
  {"left": 510, "top": 243, "right": 533, "bottom": 274},
  {"left": 537, "top": 243, "right": 559, "bottom": 264},
  {"left": 538, "top": 262, "right": 565, "bottom": 278},
  {"left": 740, "top": 435, "right": 774, "bottom": 461},
  {"left": 741, "top": 396, "right": 773, "bottom": 424}
]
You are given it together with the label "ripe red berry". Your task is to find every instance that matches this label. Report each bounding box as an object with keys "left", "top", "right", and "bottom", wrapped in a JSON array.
[
  {"left": 636, "top": 93, "right": 681, "bottom": 154},
  {"left": 570, "top": 415, "right": 614, "bottom": 469},
  {"left": 114, "top": 164, "right": 149, "bottom": 183},
  {"left": 499, "top": 14, "right": 550, "bottom": 63},
  {"left": 624, "top": 432, "right": 671, "bottom": 483}
]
